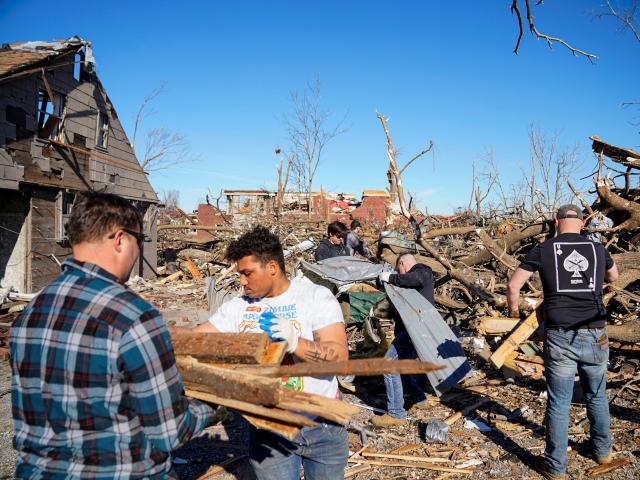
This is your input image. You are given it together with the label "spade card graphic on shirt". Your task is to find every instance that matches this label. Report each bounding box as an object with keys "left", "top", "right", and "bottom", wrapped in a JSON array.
[{"left": 554, "top": 242, "right": 597, "bottom": 292}]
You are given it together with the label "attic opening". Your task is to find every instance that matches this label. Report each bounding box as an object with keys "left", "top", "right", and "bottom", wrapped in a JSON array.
[
  {"left": 37, "top": 89, "right": 66, "bottom": 141},
  {"left": 73, "top": 49, "right": 86, "bottom": 82}
]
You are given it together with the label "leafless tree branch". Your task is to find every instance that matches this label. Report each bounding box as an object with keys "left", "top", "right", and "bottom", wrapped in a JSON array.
[
  {"left": 285, "top": 77, "right": 349, "bottom": 215},
  {"left": 596, "top": 0, "right": 640, "bottom": 43},
  {"left": 511, "top": 0, "right": 598, "bottom": 61}
]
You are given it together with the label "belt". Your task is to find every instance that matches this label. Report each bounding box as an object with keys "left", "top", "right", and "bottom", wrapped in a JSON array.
[{"left": 546, "top": 326, "right": 605, "bottom": 332}]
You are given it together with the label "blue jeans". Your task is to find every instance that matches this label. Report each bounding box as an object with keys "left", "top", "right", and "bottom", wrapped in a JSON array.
[
  {"left": 249, "top": 422, "right": 348, "bottom": 480},
  {"left": 543, "top": 327, "right": 611, "bottom": 475},
  {"left": 383, "top": 331, "right": 426, "bottom": 419}
]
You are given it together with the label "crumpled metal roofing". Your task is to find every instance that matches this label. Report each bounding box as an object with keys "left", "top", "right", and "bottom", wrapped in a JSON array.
[
  {"left": 385, "top": 283, "right": 471, "bottom": 396},
  {"left": 298, "top": 256, "right": 384, "bottom": 291},
  {"left": 0, "top": 35, "right": 93, "bottom": 79}
]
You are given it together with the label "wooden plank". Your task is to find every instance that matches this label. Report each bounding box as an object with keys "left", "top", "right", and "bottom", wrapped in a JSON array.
[
  {"left": 585, "top": 458, "right": 630, "bottom": 476},
  {"left": 172, "top": 332, "right": 269, "bottom": 364},
  {"left": 361, "top": 452, "right": 451, "bottom": 463},
  {"left": 472, "top": 316, "right": 520, "bottom": 336},
  {"left": 443, "top": 397, "right": 490, "bottom": 425},
  {"left": 261, "top": 341, "right": 287, "bottom": 365},
  {"left": 224, "top": 358, "right": 445, "bottom": 377},
  {"left": 184, "top": 388, "right": 315, "bottom": 428},
  {"left": 195, "top": 455, "right": 248, "bottom": 480},
  {"left": 242, "top": 414, "right": 300, "bottom": 442},
  {"left": 277, "top": 390, "right": 359, "bottom": 425},
  {"left": 490, "top": 310, "right": 540, "bottom": 369},
  {"left": 183, "top": 255, "right": 203, "bottom": 280},
  {"left": 178, "top": 357, "right": 281, "bottom": 405},
  {"left": 346, "top": 458, "right": 475, "bottom": 474}
]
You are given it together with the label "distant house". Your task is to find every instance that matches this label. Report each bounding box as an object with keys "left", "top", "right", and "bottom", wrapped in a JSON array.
[{"left": 0, "top": 37, "right": 158, "bottom": 293}]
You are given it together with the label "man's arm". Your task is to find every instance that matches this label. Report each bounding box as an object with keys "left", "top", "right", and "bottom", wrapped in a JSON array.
[
  {"left": 507, "top": 267, "right": 534, "bottom": 315},
  {"left": 120, "top": 314, "right": 214, "bottom": 453},
  {"left": 389, "top": 269, "right": 423, "bottom": 289},
  {"left": 605, "top": 263, "right": 619, "bottom": 283},
  {"left": 168, "top": 321, "right": 219, "bottom": 336},
  {"left": 294, "top": 323, "right": 349, "bottom": 363}
]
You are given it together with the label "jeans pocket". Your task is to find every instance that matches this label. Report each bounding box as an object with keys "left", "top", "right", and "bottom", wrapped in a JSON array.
[{"left": 591, "top": 331, "right": 609, "bottom": 364}]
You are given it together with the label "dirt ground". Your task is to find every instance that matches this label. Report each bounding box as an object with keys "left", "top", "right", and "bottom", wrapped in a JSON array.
[{"left": 0, "top": 355, "right": 637, "bottom": 479}]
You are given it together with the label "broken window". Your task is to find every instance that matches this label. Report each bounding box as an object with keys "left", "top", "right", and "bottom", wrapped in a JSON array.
[
  {"left": 56, "top": 191, "right": 75, "bottom": 242},
  {"left": 73, "top": 52, "right": 83, "bottom": 81},
  {"left": 37, "top": 89, "right": 66, "bottom": 140},
  {"left": 96, "top": 111, "right": 109, "bottom": 149}
]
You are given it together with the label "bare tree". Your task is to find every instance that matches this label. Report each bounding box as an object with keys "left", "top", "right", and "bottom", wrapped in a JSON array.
[
  {"left": 161, "top": 189, "right": 180, "bottom": 209},
  {"left": 523, "top": 125, "right": 581, "bottom": 217},
  {"left": 284, "top": 77, "right": 348, "bottom": 216},
  {"left": 376, "top": 113, "right": 433, "bottom": 229},
  {"left": 131, "top": 84, "right": 198, "bottom": 173},
  {"left": 596, "top": 0, "right": 640, "bottom": 43},
  {"left": 468, "top": 149, "right": 500, "bottom": 217},
  {"left": 510, "top": 0, "right": 598, "bottom": 61},
  {"left": 274, "top": 148, "right": 293, "bottom": 218}
]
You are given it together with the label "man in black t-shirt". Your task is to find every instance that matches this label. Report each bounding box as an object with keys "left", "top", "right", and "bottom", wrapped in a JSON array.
[{"left": 507, "top": 205, "right": 619, "bottom": 480}]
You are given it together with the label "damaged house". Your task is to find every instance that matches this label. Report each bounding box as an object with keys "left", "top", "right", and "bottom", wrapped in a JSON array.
[{"left": 0, "top": 37, "right": 158, "bottom": 293}]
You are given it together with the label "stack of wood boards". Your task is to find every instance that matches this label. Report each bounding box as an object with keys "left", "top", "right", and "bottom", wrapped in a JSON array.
[{"left": 172, "top": 332, "right": 444, "bottom": 440}]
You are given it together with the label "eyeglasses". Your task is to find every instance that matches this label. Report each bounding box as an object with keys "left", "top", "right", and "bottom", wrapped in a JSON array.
[{"left": 108, "top": 228, "right": 147, "bottom": 247}]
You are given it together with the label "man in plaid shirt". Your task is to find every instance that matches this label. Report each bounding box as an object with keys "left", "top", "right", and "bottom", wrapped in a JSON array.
[{"left": 10, "top": 192, "right": 215, "bottom": 479}]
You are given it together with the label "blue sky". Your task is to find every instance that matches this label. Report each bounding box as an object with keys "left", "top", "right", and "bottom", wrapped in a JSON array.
[{"left": 2, "top": 1, "right": 638, "bottom": 213}]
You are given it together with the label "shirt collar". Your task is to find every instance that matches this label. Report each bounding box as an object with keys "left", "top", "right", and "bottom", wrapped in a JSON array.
[{"left": 62, "top": 258, "right": 122, "bottom": 285}]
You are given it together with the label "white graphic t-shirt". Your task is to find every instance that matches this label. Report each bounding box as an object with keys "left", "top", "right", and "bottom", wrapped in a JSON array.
[{"left": 208, "top": 276, "right": 343, "bottom": 399}]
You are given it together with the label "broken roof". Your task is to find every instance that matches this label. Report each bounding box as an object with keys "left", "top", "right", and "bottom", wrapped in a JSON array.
[{"left": 0, "top": 36, "right": 93, "bottom": 79}]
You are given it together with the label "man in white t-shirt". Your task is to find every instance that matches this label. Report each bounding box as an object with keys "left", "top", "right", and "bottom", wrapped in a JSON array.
[{"left": 191, "top": 226, "right": 349, "bottom": 480}]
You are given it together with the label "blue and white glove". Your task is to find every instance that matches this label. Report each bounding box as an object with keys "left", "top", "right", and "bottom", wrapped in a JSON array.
[
  {"left": 259, "top": 311, "right": 299, "bottom": 353},
  {"left": 378, "top": 271, "right": 391, "bottom": 283}
]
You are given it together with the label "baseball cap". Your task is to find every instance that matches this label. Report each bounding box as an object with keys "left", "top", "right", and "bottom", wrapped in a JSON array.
[{"left": 556, "top": 204, "right": 583, "bottom": 220}]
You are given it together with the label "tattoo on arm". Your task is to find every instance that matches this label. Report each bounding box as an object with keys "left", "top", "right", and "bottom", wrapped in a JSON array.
[{"left": 303, "top": 344, "right": 339, "bottom": 363}]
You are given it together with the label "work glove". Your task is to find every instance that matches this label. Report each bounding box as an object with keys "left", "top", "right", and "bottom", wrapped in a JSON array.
[
  {"left": 259, "top": 311, "right": 299, "bottom": 353},
  {"left": 378, "top": 271, "right": 391, "bottom": 283}
]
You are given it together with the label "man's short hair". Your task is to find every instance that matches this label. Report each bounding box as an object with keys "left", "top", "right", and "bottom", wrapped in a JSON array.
[
  {"left": 396, "top": 253, "right": 416, "bottom": 269},
  {"left": 350, "top": 219, "right": 362, "bottom": 230},
  {"left": 327, "top": 221, "right": 348, "bottom": 237},
  {"left": 226, "top": 225, "right": 285, "bottom": 271},
  {"left": 556, "top": 204, "right": 584, "bottom": 220},
  {"left": 66, "top": 191, "right": 142, "bottom": 245}
]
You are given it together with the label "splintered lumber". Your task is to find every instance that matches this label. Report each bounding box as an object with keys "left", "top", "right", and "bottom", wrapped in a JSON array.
[
  {"left": 472, "top": 316, "right": 520, "bottom": 336},
  {"left": 585, "top": 458, "right": 630, "bottom": 476},
  {"left": 196, "top": 455, "right": 248, "bottom": 480},
  {"left": 172, "top": 332, "right": 270, "bottom": 364},
  {"left": 490, "top": 310, "right": 540, "bottom": 369},
  {"left": 277, "top": 390, "right": 359, "bottom": 425},
  {"left": 181, "top": 357, "right": 358, "bottom": 425},
  {"left": 160, "top": 271, "right": 183, "bottom": 283},
  {"left": 242, "top": 414, "right": 301, "bottom": 441},
  {"left": 346, "top": 458, "right": 475, "bottom": 474},
  {"left": 184, "top": 388, "right": 315, "bottom": 428},
  {"left": 345, "top": 444, "right": 422, "bottom": 478},
  {"left": 183, "top": 255, "right": 203, "bottom": 280},
  {"left": 178, "top": 356, "right": 282, "bottom": 405},
  {"left": 261, "top": 341, "right": 287, "bottom": 365},
  {"left": 443, "top": 397, "right": 490, "bottom": 425},
  {"left": 226, "top": 358, "right": 445, "bottom": 377},
  {"left": 361, "top": 452, "right": 452, "bottom": 464}
]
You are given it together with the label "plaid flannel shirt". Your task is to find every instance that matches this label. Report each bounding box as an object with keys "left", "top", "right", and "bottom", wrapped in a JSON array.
[{"left": 10, "top": 259, "right": 213, "bottom": 479}]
